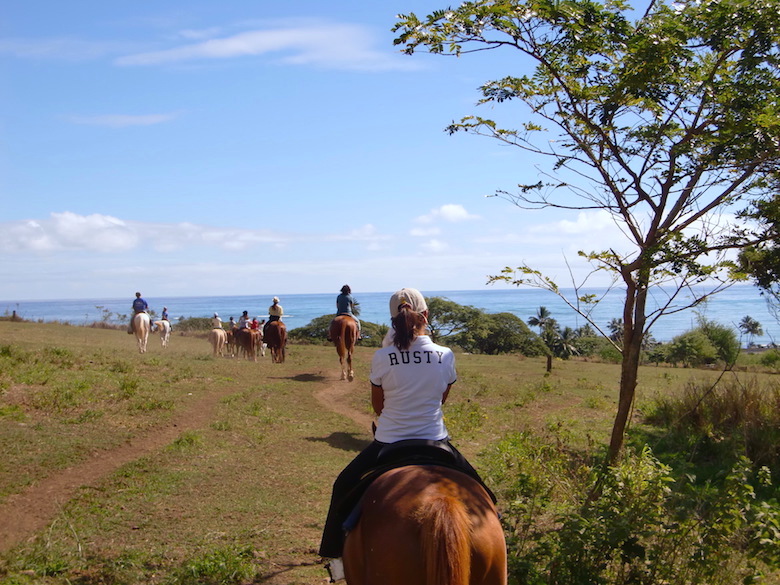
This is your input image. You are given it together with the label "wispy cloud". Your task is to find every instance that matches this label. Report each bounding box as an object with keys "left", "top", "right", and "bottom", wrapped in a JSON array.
[
  {"left": 0, "top": 37, "right": 138, "bottom": 61},
  {"left": 414, "top": 204, "right": 480, "bottom": 225},
  {"left": 2, "top": 213, "right": 138, "bottom": 253},
  {"left": 410, "top": 226, "right": 441, "bottom": 237},
  {"left": 0, "top": 213, "right": 394, "bottom": 255},
  {"left": 176, "top": 27, "right": 225, "bottom": 41},
  {"left": 115, "top": 23, "right": 419, "bottom": 71},
  {"left": 68, "top": 113, "right": 181, "bottom": 128},
  {"left": 324, "top": 224, "right": 390, "bottom": 242}
]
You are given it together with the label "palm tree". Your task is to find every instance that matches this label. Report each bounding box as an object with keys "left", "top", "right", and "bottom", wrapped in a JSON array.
[
  {"left": 608, "top": 318, "right": 624, "bottom": 344},
  {"left": 739, "top": 315, "right": 763, "bottom": 347},
  {"left": 550, "top": 326, "right": 579, "bottom": 360},
  {"left": 528, "top": 306, "right": 552, "bottom": 334}
]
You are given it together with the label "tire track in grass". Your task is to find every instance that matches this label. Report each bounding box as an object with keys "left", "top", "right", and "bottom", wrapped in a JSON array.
[{"left": 0, "top": 388, "right": 232, "bottom": 553}]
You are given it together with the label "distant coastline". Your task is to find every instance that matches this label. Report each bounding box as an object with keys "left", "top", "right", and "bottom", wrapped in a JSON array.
[{"left": 1, "top": 285, "right": 778, "bottom": 345}]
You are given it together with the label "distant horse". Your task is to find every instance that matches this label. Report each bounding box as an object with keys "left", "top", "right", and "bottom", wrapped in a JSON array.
[
  {"left": 264, "top": 321, "right": 287, "bottom": 363},
  {"left": 234, "top": 328, "right": 260, "bottom": 362},
  {"left": 153, "top": 320, "right": 171, "bottom": 348},
  {"left": 329, "top": 315, "right": 358, "bottom": 381},
  {"left": 208, "top": 327, "right": 227, "bottom": 357},
  {"left": 343, "top": 465, "right": 507, "bottom": 585},
  {"left": 226, "top": 328, "right": 237, "bottom": 358},
  {"left": 132, "top": 313, "right": 151, "bottom": 354}
]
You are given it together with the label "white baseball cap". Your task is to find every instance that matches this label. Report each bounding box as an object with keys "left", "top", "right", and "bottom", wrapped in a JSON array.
[{"left": 389, "top": 288, "right": 427, "bottom": 318}]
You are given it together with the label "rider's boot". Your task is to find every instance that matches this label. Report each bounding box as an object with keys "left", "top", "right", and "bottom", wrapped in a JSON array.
[{"left": 325, "top": 558, "right": 344, "bottom": 582}]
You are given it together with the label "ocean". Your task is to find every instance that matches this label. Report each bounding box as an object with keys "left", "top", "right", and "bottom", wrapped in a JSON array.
[{"left": 1, "top": 285, "right": 778, "bottom": 345}]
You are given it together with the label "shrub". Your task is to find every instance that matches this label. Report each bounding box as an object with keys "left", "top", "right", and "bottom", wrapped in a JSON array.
[
  {"left": 599, "top": 344, "right": 623, "bottom": 363},
  {"left": 697, "top": 318, "right": 741, "bottom": 365},
  {"left": 760, "top": 349, "right": 780, "bottom": 369},
  {"left": 482, "top": 434, "right": 780, "bottom": 585},
  {"left": 176, "top": 317, "right": 213, "bottom": 332},
  {"left": 667, "top": 330, "right": 718, "bottom": 367},
  {"left": 645, "top": 377, "right": 780, "bottom": 471}
]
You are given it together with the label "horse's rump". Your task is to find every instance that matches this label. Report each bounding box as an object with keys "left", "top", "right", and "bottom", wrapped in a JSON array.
[
  {"left": 153, "top": 320, "right": 171, "bottom": 347},
  {"left": 133, "top": 313, "right": 151, "bottom": 354},
  {"left": 234, "top": 328, "right": 257, "bottom": 361},
  {"left": 208, "top": 328, "right": 227, "bottom": 356},
  {"left": 330, "top": 315, "right": 357, "bottom": 381},
  {"left": 344, "top": 465, "right": 506, "bottom": 585},
  {"left": 265, "top": 321, "right": 287, "bottom": 363}
]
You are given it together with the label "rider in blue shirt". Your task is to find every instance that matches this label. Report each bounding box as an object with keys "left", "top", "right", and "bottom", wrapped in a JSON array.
[
  {"left": 161, "top": 306, "right": 172, "bottom": 331},
  {"left": 132, "top": 292, "right": 148, "bottom": 314},
  {"left": 129, "top": 292, "right": 149, "bottom": 334},
  {"left": 334, "top": 285, "right": 361, "bottom": 339}
]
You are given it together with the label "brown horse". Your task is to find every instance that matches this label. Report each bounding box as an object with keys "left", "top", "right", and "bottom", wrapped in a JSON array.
[
  {"left": 264, "top": 320, "right": 287, "bottom": 363},
  {"left": 343, "top": 465, "right": 507, "bottom": 585},
  {"left": 329, "top": 315, "right": 358, "bottom": 381},
  {"left": 234, "top": 328, "right": 259, "bottom": 361}
]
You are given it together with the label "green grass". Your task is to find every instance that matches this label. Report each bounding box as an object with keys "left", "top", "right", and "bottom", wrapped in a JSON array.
[{"left": 0, "top": 320, "right": 778, "bottom": 584}]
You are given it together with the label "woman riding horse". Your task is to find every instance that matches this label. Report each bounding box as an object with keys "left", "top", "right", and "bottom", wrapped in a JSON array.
[
  {"left": 319, "top": 288, "right": 495, "bottom": 582},
  {"left": 332, "top": 285, "right": 360, "bottom": 340}
]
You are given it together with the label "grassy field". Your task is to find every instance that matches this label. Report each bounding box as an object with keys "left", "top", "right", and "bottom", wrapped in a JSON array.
[{"left": 0, "top": 320, "right": 777, "bottom": 584}]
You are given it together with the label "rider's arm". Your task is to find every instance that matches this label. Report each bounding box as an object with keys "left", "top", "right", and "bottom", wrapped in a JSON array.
[
  {"left": 371, "top": 383, "right": 384, "bottom": 416},
  {"left": 442, "top": 384, "right": 453, "bottom": 405}
]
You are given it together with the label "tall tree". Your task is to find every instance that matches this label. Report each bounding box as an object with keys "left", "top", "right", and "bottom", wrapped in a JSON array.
[
  {"left": 426, "top": 296, "right": 483, "bottom": 342},
  {"left": 394, "top": 0, "right": 780, "bottom": 463}
]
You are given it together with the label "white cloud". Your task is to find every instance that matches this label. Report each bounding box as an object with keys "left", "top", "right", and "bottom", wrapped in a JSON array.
[
  {"left": 68, "top": 113, "right": 180, "bottom": 128},
  {"left": 0, "top": 214, "right": 394, "bottom": 255},
  {"left": 410, "top": 226, "right": 441, "bottom": 237},
  {"left": 421, "top": 239, "right": 449, "bottom": 253},
  {"left": 414, "top": 204, "right": 480, "bottom": 224},
  {"left": 531, "top": 209, "right": 617, "bottom": 235},
  {"left": 7, "top": 212, "right": 138, "bottom": 252},
  {"left": 115, "top": 23, "right": 418, "bottom": 71}
]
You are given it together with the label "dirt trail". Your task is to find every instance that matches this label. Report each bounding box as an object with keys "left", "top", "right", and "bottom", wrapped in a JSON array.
[
  {"left": 314, "top": 380, "right": 373, "bottom": 430},
  {"left": 0, "top": 379, "right": 364, "bottom": 554}
]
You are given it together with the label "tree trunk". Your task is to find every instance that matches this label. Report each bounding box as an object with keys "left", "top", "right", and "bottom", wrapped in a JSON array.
[
  {"left": 606, "top": 280, "right": 649, "bottom": 464},
  {"left": 546, "top": 354, "right": 552, "bottom": 372}
]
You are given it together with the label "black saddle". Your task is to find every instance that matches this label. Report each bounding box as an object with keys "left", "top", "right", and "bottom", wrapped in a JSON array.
[
  {"left": 339, "top": 440, "right": 464, "bottom": 532},
  {"left": 375, "top": 438, "right": 457, "bottom": 467}
]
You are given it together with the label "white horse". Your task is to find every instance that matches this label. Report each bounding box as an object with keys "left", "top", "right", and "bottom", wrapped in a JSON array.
[
  {"left": 208, "top": 327, "right": 227, "bottom": 357},
  {"left": 153, "top": 320, "right": 171, "bottom": 348},
  {"left": 133, "top": 312, "right": 151, "bottom": 354}
]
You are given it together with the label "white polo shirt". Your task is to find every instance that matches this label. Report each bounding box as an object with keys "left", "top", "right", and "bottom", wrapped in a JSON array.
[{"left": 370, "top": 335, "right": 456, "bottom": 443}]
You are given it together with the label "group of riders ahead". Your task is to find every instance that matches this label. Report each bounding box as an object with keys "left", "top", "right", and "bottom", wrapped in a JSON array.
[
  {"left": 126, "top": 285, "right": 494, "bottom": 583},
  {"left": 127, "top": 285, "right": 362, "bottom": 340},
  {"left": 209, "top": 295, "right": 284, "bottom": 338}
]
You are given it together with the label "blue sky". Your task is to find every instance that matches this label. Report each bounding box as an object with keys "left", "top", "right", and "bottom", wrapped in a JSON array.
[{"left": 1, "top": 0, "right": 629, "bottom": 301}]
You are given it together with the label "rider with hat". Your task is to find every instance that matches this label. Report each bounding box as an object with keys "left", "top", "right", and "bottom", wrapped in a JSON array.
[{"left": 264, "top": 297, "right": 283, "bottom": 336}]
